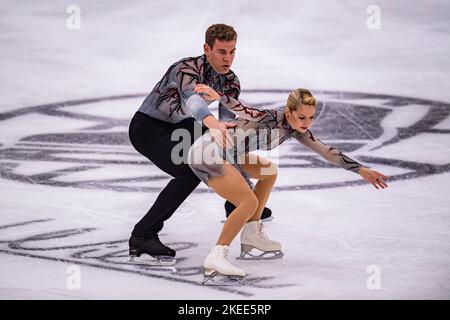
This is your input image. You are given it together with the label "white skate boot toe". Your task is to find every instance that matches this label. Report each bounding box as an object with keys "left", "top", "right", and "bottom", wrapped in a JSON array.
[{"left": 202, "top": 245, "right": 245, "bottom": 285}]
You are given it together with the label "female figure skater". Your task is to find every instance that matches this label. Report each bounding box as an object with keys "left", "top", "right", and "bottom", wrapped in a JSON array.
[{"left": 189, "top": 85, "right": 389, "bottom": 283}]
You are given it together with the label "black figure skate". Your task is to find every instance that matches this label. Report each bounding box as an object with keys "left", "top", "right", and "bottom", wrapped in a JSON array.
[
  {"left": 223, "top": 200, "right": 273, "bottom": 222},
  {"left": 129, "top": 235, "right": 176, "bottom": 265}
]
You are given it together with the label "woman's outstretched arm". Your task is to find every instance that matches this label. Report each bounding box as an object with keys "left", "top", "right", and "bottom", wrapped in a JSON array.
[{"left": 295, "top": 130, "right": 389, "bottom": 189}]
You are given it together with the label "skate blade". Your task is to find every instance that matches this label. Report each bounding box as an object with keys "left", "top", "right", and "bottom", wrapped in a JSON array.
[
  {"left": 236, "top": 249, "right": 284, "bottom": 260},
  {"left": 129, "top": 254, "right": 177, "bottom": 266},
  {"left": 202, "top": 271, "right": 245, "bottom": 286}
]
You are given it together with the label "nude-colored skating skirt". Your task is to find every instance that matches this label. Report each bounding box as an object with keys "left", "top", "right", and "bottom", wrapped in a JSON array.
[{"left": 187, "top": 131, "right": 252, "bottom": 187}]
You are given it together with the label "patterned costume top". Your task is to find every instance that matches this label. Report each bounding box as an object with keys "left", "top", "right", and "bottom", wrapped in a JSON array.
[
  {"left": 138, "top": 55, "right": 240, "bottom": 123},
  {"left": 188, "top": 94, "right": 364, "bottom": 186}
]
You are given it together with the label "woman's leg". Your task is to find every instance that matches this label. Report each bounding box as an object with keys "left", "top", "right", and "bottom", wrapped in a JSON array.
[
  {"left": 237, "top": 153, "right": 282, "bottom": 259},
  {"left": 240, "top": 153, "right": 278, "bottom": 222},
  {"left": 208, "top": 163, "right": 259, "bottom": 246}
]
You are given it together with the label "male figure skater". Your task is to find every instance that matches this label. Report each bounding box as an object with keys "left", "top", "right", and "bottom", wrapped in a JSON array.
[{"left": 128, "top": 24, "right": 272, "bottom": 262}]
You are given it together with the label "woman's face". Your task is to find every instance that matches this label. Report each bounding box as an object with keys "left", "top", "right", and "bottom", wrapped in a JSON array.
[{"left": 285, "top": 104, "right": 316, "bottom": 133}]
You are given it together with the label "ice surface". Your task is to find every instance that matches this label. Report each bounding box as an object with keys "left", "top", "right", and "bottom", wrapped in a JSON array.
[{"left": 0, "top": 0, "right": 449, "bottom": 299}]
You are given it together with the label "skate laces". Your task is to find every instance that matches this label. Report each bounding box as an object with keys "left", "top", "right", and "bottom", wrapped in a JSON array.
[
  {"left": 212, "top": 245, "right": 229, "bottom": 259},
  {"left": 257, "top": 221, "right": 269, "bottom": 240},
  {"left": 222, "top": 246, "right": 229, "bottom": 258}
]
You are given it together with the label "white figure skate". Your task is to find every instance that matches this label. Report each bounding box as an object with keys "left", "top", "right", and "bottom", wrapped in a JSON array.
[
  {"left": 202, "top": 245, "right": 245, "bottom": 285},
  {"left": 237, "top": 220, "right": 284, "bottom": 260}
]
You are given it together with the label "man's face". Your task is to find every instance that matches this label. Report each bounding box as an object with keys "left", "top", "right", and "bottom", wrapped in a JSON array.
[{"left": 204, "top": 39, "right": 236, "bottom": 74}]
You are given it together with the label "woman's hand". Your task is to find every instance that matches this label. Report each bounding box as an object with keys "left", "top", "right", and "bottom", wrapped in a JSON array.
[
  {"left": 195, "top": 84, "right": 220, "bottom": 101},
  {"left": 358, "top": 167, "right": 389, "bottom": 190}
]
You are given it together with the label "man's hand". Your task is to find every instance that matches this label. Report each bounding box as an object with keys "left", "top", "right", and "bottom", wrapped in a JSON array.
[
  {"left": 203, "top": 115, "right": 236, "bottom": 149},
  {"left": 358, "top": 167, "right": 389, "bottom": 190}
]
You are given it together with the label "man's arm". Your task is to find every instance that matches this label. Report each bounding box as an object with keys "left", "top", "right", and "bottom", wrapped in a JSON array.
[
  {"left": 185, "top": 94, "right": 213, "bottom": 123},
  {"left": 178, "top": 71, "right": 214, "bottom": 123},
  {"left": 178, "top": 68, "right": 236, "bottom": 147}
]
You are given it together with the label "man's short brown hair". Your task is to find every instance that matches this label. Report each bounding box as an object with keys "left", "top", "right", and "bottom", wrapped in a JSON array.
[{"left": 205, "top": 24, "right": 237, "bottom": 48}]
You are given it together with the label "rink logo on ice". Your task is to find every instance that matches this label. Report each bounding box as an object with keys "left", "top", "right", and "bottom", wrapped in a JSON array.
[
  {"left": 0, "top": 219, "right": 291, "bottom": 296},
  {"left": 0, "top": 90, "right": 449, "bottom": 193}
]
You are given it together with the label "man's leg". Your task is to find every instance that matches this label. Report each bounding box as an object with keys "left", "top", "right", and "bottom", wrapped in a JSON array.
[
  {"left": 129, "top": 114, "right": 205, "bottom": 239},
  {"left": 132, "top": 169, "right": 200, "bottom": 238}
]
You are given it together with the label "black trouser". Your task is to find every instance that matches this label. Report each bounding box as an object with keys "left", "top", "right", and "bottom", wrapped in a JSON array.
[{"left": 129, "top": 111, "right": 208, "bottom": 239}]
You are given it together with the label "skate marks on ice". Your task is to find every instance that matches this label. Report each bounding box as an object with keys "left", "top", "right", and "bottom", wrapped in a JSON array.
[
  {"left": 0, "top": 219, "right": 293, "bottom": 296},
  {"left": 0, "top": 90, "right": 449, "bottom": 193}
]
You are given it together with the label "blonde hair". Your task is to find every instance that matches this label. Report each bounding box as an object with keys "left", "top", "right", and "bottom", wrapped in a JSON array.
[{"left": 286, "top": 89, "right": 317, "bottom": 111}]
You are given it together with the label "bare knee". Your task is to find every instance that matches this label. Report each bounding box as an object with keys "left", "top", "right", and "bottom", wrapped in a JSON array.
[
  {"left": 238, "top": 194, "right": 259, "bottom": 217},
  {"left": 248, "top": 194, "right": 259, "bottom": 212}
]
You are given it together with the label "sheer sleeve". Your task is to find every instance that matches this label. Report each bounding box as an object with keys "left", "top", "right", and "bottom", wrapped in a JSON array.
[
  {"left": 218, "top": 95, "right": 279, "bottom": 126},
  {"left": 294, "top": 130, "right": 363, "bottom": 173}
]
